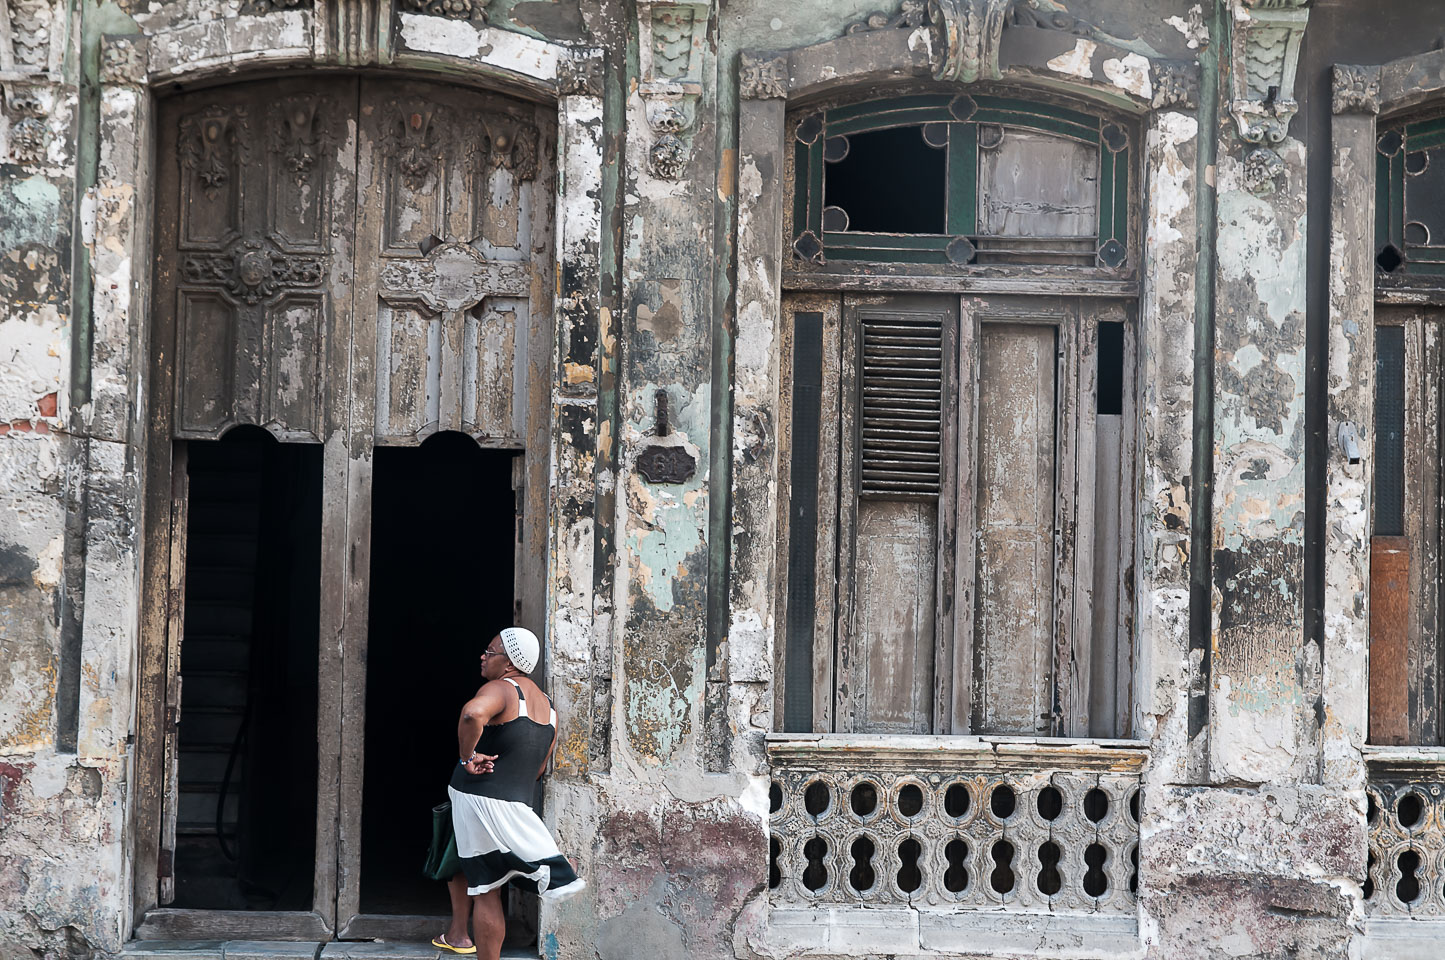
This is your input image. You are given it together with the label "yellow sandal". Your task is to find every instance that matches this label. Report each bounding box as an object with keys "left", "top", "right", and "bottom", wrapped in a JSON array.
[{"left": 431, "top": 934, "right": 477, "bottom": 955}]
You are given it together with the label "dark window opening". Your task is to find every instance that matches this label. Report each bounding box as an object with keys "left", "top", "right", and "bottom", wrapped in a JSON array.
[
  {"left": 361, "top": 433, "right": 519, "bottom": 923},
  {"left": 1097, "top": 322, "right": 1125, "bottom": 416},
  {"left": 823, "top": 126, "right": 946, "bottom": 234},
  {"left": 173, "top": 427, "right": 322, "bottom": 911},
  {"left": 1375, "top": 326, "right": 1405, "bottom": 537}
]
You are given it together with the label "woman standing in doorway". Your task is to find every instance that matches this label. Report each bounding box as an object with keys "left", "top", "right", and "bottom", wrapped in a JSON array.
[{"left": 433, "top": 627, "right": 585, "bottom": 958}]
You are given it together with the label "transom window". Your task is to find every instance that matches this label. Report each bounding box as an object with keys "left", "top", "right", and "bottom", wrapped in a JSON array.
[
  {"left": 787, "top": 94, "right": 1132, "bottom": 270},
  {"left": 1376, "top": 111, "right": 1445, "bottom": 279}
]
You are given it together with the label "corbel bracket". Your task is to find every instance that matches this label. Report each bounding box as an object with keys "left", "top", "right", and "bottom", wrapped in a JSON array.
[
  {"left": 637, "top": 0, "right": 711, "bottom": 179},
  {"left": 1228, "top": 1, "right": 1309, "bottom": 145}
]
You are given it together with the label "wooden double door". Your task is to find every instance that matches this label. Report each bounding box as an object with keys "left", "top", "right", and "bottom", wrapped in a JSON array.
[{"left": 134, "top": 75, "right": 554, "bottom": 940}]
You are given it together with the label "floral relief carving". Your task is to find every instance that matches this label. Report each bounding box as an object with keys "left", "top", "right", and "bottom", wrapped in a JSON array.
[
  {"left": 397, "top": 0, "right": 488, "bottom": 20},
  {"left": 649, "top": 134, "right": 690, "bottom": 180},
  {"left": 1243, "top": 146, "right": 1285, "bottom": 197},
  {"left": 99, "top": 36, "right": 147, "bottom": 85},
  {"left": 483, "top": 118, "right": 541, "bottom": 181},
  {"left": 1151, "top": 60, "right": 1198, "bottom": 111},
  {"left": 1332, "top": 64, "right": 1381, "bottom": 115},
  {"left": 269, "top": 96, "right": 333, "bottom": 187},
  {"left": 3, "top": 84, "right": 47, "bottom": 164},
  {"left": 739, "top": 53, "right": 787, "bottom": 99},
  {"left": 384, "top": 105, "right": 444, "bottom": 191},
  {"left": 557, "top": 55, "right": 605, "bottom": 97},
  {"left": 180, "top": 105, "right": 251, "bottom": 199}
]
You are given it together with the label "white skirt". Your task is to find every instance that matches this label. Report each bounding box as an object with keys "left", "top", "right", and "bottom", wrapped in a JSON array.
[{"left": 447, "top": 786, "right": 585, "bottom": 900}]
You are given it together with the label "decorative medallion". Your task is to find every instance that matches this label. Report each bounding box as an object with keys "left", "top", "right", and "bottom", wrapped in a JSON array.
[
  {"left": 379, "top": 239, "right": 530, "bottom": 314},
  {"left": 182, "top": 237, "right": 323, "bottom": 305}
]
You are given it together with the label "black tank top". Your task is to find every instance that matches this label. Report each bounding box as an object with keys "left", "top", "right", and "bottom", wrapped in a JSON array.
[{"left": 449, "top": 678, "right": 556, "bottom": 804}]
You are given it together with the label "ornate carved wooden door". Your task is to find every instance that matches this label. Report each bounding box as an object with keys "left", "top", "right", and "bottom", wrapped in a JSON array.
[{"left": 144, "top": 75, "right": 552, "bottom": 940}]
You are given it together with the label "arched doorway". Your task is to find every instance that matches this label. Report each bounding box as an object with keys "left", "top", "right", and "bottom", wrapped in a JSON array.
[{"left": 140, "top": 73, "right": 555, "bottom": 941}]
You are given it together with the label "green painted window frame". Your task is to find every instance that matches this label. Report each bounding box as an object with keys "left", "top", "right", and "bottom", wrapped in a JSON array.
[
  {"left": 790, "top": 93, "right": 1132, "bottom": 270},
  {"left": 1376, "top": 113, "right": 1445, "bottom": 279}
]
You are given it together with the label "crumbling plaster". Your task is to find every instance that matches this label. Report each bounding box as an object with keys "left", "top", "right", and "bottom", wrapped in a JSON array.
[{"left": 2, "top": 0, "right": 1443, "bottom": 958}]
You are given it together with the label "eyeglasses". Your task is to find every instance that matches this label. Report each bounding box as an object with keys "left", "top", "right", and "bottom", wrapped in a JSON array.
[{"left": 481, "top": 648, "right": 503, "bottom": 658}]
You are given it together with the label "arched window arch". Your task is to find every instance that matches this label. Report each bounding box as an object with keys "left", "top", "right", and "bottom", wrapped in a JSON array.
[
  {"left": 776, "top": 88, "right": 1139, "bottom": 740},
  {"left": 785, "top": 90, "right": 1136, "bottom": 271}
]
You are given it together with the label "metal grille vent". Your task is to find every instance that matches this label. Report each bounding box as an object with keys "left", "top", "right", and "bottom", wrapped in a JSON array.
[{"left": 860, "top": 315, "right": 943, "bottom": 499}]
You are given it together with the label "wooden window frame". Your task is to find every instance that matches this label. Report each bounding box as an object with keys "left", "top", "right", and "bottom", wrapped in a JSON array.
[{"left": 778, "top": 292, "right": 1136, "bottom": 738}]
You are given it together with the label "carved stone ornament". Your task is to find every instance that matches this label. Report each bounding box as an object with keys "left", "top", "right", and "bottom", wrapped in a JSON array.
[
  {"left": 1228, "top": 3, "right": 1309, "bottom": 144},
  {"left": 1151, "top": 60, "right": 1198, "bottom": 111},
  {"left": 99, "top": 35, "right": 147, "bottom": 85},
  {"left": 649, "top": 134, "right": 690, "bottom": 179},
  {"left": 1332, "top": 64, "right": 1381, "bottom": 115},
  {"left": 739, "top": 53, "right": 787, "bottom": 99},
  {"left": 3, "top": 84, "right": 47, "bottom": 164},
  {"left": 850, "top": 0, "right": 1109, "bottom": 87},
  {"left": 636, "top": 444, "right": 697, "bottom": 484},
  {"left": 845, "top": 0, "right": 929, "bottom": 33},
  {"left": 637, "top": 2, "right": 709, "bottom": 180},
  {"left": 929, "top": 0, "right": 1012, "bottom": 84},
  {"left": 396, "top": 0, "right": 487, "bottom": 21},
  {"left": 1243, "top": 146, "right": 1285, "bottom": 197},
  {"left": 183, "top": 237, "right": 324, "bottom": 306},
  {"left": 557, "top": 55, "right": 605, "bottom": 97}
]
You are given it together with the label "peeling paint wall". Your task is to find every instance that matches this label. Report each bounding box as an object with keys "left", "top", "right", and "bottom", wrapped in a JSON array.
[{"left": 2, "top": 0, "right": 1445, "bottom": 958}]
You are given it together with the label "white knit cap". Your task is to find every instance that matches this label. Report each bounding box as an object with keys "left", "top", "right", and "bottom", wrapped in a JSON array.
[{"left": 499, "top": 626, "right": 540, "bottom": 674}]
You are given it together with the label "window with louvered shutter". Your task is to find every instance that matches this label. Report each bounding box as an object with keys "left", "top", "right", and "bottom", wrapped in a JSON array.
[
  {"left": 781, "top": 293, "right": 1136, "bottom": 741},
  {"left": 859, "top": 316, "right": 943, "bottom": 500}
]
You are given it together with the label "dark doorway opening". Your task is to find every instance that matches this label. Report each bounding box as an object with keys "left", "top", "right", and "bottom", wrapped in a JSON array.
[
  {"left": 174, "top": 427, "right": 322, "bottom": 910},
  {"left": 361, "top": 433, "right": 518, "bottom": 919}
]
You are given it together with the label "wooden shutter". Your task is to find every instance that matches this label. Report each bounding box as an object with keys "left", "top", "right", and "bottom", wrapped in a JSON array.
[
  {"left": 836, "top": 297, "right": 956, "bottom": 734},
  {"left": 970, "top": 321, "right": 1058, "bottom": 735}
]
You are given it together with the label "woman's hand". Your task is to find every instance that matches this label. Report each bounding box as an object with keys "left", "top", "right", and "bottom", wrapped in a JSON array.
[{"left": 461, "top": 753, "right": 497, "bottom": 775}]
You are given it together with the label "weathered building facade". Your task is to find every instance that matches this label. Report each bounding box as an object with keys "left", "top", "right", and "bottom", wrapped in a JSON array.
[{"left": 3, "top": 0, "right": 1445, "bottom": 957}]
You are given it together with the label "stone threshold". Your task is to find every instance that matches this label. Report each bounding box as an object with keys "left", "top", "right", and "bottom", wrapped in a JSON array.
[{"left": 121, "top": 941, "right": 536, "bottom": 959}]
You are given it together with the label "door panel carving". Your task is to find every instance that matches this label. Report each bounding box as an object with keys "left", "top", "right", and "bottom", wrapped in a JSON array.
[
  {"left": 358, "top": 80, "right": 545, "bottom": 445},
  {"left": 159, "top": 79, "right": 355, "bottom": 442}
]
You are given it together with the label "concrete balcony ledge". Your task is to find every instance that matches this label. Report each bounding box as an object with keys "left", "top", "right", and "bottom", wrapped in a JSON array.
[
  {"left": 1361, "top": 918, "right": 1445, "bottom": 960},
  {"left": 760, "top": 907, "right": 1142, "bottom": 959},
  {"left": 120, "top": 942, "right": 536, "bottom": 959}
]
